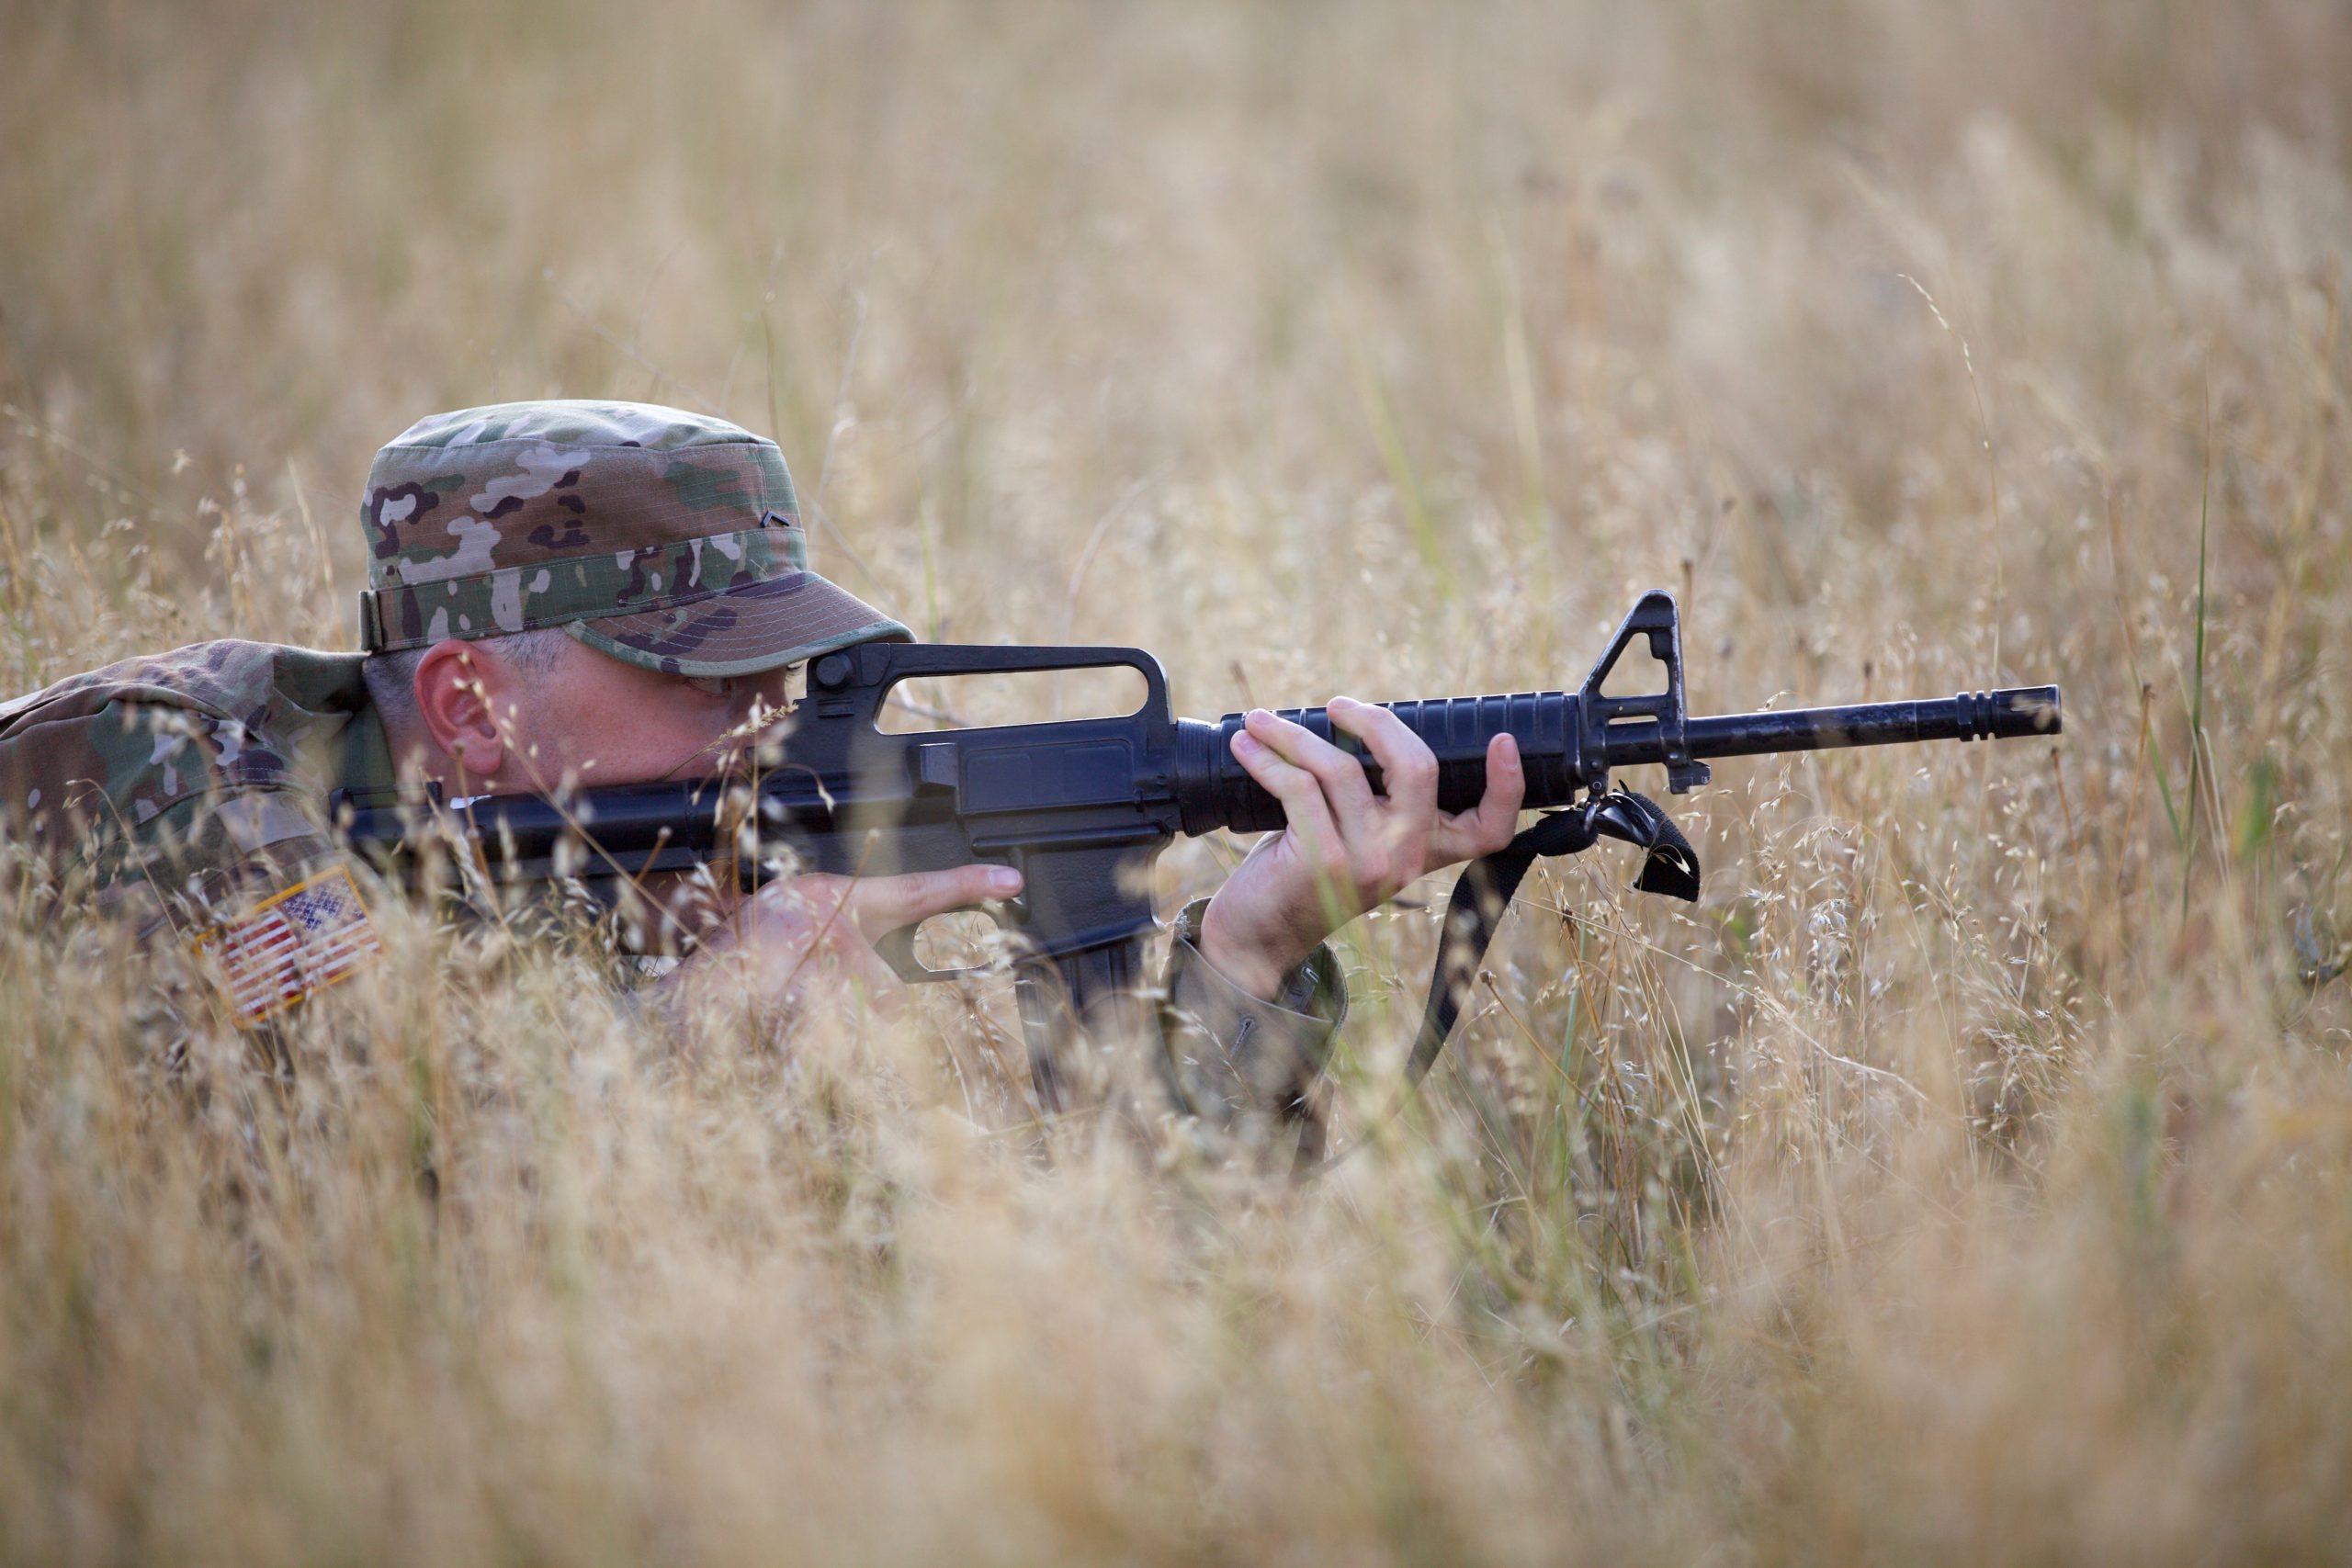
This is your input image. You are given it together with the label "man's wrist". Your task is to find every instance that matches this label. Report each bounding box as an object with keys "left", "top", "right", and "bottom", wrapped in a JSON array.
[
  {"left": 1194, "top": 893, "right": 1311, "bottom": 1002},
  {"left": 1161, "top": 897, "right": 1349, "bottom": 1137}
]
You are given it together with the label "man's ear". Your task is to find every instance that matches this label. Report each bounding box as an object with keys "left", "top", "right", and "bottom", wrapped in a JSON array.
[{"left": 413, "top": 638, "right": 512, "bottom": 784}]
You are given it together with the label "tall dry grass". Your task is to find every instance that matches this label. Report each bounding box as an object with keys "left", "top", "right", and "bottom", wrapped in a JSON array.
[{"left": 2, "top": 0, "right": 2349, "bottom": 1561}]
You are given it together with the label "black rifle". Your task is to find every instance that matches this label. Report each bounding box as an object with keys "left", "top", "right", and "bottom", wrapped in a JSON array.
[{"left": 335, "top": 592, "right": 2061, "bottom": 1095}]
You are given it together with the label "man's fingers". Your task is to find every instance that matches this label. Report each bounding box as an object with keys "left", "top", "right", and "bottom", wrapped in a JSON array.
[
  {"left": 1232, "top": 725, "right": 1349, "bottom": 879},
  {"left": 763, "top": 924, "right": 908, "bottom": 1021},
  {"left": 1327, "top": 694, "right": 1437, "bottom": 867},
  {"left": 1326, "top": 695, "right": 1437, "bottom": 805},
  {"left": 753, "top": 872, "right": 853, "bottom": 931},
  {"left": 814, "top": 925, "right": 906, "bottom": 1007},
  {"left": 1429, "top": 731, "right": 1526, "bottom": 867},
  {"left": 684, "top": 865, "right": 1018, "bottom": 1027},
  {"left": 1243, "top": 707, "right": 1377, "bottom": 829},
  {"left": 843, "top": 862, "right": 1025, "bottom": 938}
]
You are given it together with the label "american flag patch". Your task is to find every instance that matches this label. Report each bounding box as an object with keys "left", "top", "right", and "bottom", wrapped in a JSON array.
[{"left": 197, "top": 864, "right": 383, "bottom": 1024}]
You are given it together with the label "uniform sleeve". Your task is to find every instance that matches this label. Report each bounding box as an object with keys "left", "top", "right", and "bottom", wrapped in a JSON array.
[
  {"left": 1158, "top": 896, "right": 1348, "bottom": 1130},
  {"left": 1, "top": 698, "right": 345, "bottom": 929}
]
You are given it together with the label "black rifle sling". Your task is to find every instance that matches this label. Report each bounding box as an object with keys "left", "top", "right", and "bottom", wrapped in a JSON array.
[{"left": 1404, "top": 789, "right": 1700, "bottom": 1086}]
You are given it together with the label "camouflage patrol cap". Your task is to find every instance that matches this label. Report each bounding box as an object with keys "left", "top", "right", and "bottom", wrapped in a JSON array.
[{"left": 356, "top": 400, "right": 910, "bottom": 677}]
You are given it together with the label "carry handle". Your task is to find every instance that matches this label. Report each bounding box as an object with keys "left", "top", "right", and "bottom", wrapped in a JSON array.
[{"left": 806, "top": 640, "right": 1173, "bottom": 731}]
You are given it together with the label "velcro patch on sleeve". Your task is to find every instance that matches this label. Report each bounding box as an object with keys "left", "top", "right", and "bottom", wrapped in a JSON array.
[{"left": 196, "top": 864, "right": 384, "bottom": 1024}]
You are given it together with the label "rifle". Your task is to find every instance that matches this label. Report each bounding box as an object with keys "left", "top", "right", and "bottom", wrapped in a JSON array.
[{"left": 334, "top": 592, "right": 2062, "bottom": 1097}]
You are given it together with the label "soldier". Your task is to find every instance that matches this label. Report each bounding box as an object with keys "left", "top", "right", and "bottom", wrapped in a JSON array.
[{"left": 0, "top": 400, "right": 1525, "bottom": 1121}]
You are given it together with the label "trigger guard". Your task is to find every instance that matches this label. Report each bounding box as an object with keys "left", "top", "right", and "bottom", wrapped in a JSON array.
[
  {"left": 871, "top": 922, "right": 985, "bottom": 984},
  {"left": 872, "top": 897, "right": 1032, "bottom": 984}
]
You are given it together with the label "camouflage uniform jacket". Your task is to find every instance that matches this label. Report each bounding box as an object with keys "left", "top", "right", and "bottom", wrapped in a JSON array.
[
  {"left": 0, "top": 639, "right": 392, "bottom": 932},
  {"left": 0, "top": 638, "right": 1345, "bottom": 1112}
]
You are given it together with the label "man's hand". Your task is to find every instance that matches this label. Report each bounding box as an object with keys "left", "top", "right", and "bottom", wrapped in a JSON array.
[
  {"left": 1197, "top": 697, "right": 1525, "bottom": 1000},
  {"left": 650, "top": 863, "right": 1023, "bottom": 1023}
]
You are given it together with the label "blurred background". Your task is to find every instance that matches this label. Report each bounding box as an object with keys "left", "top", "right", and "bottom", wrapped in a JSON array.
[
  {"left": 7, "top": 0, "right": 2344, "bottom": 698},
  {"left": 2, "top": 2, "right": 2349, "bottom": 1562}
]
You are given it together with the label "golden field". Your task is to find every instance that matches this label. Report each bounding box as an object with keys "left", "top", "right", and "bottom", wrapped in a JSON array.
[{"left": 3, "top": 0, "right": 2349, "bottom": 1561}]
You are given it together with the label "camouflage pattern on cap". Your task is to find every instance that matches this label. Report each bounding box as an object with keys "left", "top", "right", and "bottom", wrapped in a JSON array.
[{"left": 359, "top": 400, "right": 910, "bottom": 677}]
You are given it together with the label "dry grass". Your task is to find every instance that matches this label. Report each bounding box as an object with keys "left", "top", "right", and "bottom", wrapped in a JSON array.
[{"left": 3, "top": 0, "right": 2350, "bottom": 1561}]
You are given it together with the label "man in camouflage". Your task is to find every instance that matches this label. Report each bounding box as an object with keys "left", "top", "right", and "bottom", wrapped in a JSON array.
[{"left": 0, "top": 401, "right": 1526, "bottom": 1118}]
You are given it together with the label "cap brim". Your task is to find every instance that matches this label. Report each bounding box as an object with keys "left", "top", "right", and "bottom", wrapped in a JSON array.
[{"left": 565, "top": 570, "right": 912, "bottom": 678}]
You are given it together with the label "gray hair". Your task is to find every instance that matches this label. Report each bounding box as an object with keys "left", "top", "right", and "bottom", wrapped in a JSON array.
[{"left": 361, "top": 627, "right": 577, "bottom": 731}]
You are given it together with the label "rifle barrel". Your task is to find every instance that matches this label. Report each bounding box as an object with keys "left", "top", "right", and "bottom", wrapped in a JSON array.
[{"left": 1657, "top": 684, "right": 2062, "bottom": 765}]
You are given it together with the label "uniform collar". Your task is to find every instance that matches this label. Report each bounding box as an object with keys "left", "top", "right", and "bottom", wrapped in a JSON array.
[{"left": 337, "top": 684, "right": 400, "bottom": 797}]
